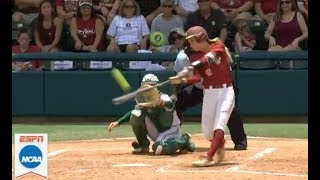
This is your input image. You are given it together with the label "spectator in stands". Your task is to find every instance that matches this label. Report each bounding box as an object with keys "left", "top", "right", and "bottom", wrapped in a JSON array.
[
  {"left": 185, "top": 0, "right": 227, "bottom": 43},
  {"left": 12, "top": 28, "right": 45, "bottom": 71},
  {"left": 69, "top": 0, "right": 105, "bottom": 52},
  {"left": 56, "top": 0, "right": 100, "bottom": 24},
  {"left": 234, "top": 19, "right": 256, "bottom": 53},
  {"left": 33, "top": 0, "right": 63, "bottom": 52},
  {"left": 106, "top": 0, "right": 149, "bottom": 52},
  {"left": 297, "top": 0, "right": 307, "bottom": 19},
  {"left": 253, "top": 0, "right": 279, "bottom": 24},
  {"left": 150, "top": 0, "right": 184, "bottom": 46},
  {"left": 264, "top": 0, "right": 308, "bottom": 51},
  {"left": 12, "top": 0, "right": 41, "bottom": 26},
  {"left": 95, "top": 0, "right": 122, "bottom": 25},
  {"left": 211, "top": 0, "right": 254, "bottom": 25},
  {"left": 174, "top": 0, "right": 198, "bottom": 22},
  {"left": 168, "top": 27, "right": 186, "bottom": 53},
  {"left": 135, "top": 0, "right": 162, "bottom": 25}
]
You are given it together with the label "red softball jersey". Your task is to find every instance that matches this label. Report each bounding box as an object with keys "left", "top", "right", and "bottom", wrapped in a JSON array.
[{"left": 186, "top": 42, "right": 233, "bottom": 88}]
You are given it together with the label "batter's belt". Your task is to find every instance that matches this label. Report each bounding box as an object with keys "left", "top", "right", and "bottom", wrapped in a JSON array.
[{"left": 204, "top": 82, "right": 232, "bottom": 89}]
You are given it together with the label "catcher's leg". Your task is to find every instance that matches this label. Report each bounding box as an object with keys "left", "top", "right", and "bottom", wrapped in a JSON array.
[
  {"left": 177, "top": 133, "right": 196, "bottom": 153},
  {"left": 152, "top": 138, "right": 179, "bottom": 155},
  {"left": 130, "top": 113, "right": 150, "bottom": 153},
  {"left": 152, "top": 134, "right": 195, "bottom": 155}
]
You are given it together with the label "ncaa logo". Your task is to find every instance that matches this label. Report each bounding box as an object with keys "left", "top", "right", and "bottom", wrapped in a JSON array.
[{"left": 19, "top": 145, "right": 43, "bottom": 169}]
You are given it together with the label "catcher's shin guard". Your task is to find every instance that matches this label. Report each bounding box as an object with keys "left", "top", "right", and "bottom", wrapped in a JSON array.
[
  {"left": 152, "top": 139, "right": 179, "bottom": 155},
  {"left": 177, "top": 134, "right": 196, "bottom": 152},
  {"left": 130, "top": 114, "right": 150, "bottom": 150}
]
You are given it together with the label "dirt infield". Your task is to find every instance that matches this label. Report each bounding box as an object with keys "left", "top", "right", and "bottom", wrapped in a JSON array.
[{"left": 12, "top": 135, "right": 308, "bottom": 180}]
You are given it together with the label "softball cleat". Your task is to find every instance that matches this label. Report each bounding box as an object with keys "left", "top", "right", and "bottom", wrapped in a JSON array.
[
  {"left": 154, "top": 145, "right": 163, "bottom": 155},
  {"left": 192, "top": 159, "right": 216, "bottom": 167}
]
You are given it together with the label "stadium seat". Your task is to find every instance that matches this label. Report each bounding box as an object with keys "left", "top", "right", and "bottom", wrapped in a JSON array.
[
  {"left": 238, "top": 51, "right": 279, "bottom": 70},
  {"left": 239, "top": 59, "right": 278, "bottom": 70},
  {"left": 278, "top": 60, "right": 308, "bottom": 70}
]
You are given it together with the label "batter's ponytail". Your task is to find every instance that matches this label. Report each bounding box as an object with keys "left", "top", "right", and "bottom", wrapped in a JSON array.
[{"left": 209, "top": 38, "right": 233, "bottom": 64}]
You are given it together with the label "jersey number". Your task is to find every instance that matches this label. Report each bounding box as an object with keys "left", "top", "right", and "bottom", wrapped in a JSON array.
[{"left": 205, "top": 68, "right": 213, "bottom": 76}]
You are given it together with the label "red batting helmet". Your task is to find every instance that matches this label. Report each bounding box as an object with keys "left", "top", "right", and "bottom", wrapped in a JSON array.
[{"left": 185, "top": 26, "right": 209, "bottom": 41}]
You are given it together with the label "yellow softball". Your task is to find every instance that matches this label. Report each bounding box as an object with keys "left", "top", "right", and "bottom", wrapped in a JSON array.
[{"left": 110, "top": 68, "right": 132, "bottom": 93}]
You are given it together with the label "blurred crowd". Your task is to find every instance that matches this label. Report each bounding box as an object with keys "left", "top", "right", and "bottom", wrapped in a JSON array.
[{"left": 12, "top": 0, "right": 308, "bottom": 71}]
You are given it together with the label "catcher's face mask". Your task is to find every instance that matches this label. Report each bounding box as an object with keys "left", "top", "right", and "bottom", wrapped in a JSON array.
[
  {"left": 135, "top": 84, "right": 161, "bottom": 105},
  {"left": 141, "top": 82, "right": 157, "bottom": 86}
]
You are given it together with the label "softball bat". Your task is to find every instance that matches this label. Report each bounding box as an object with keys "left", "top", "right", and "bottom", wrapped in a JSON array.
[
  {"left": 110, "top": 68, "right": 132, "bottom": 93},
  {"left": 112, "top": 80, "right": 171, "bottom": 105}
]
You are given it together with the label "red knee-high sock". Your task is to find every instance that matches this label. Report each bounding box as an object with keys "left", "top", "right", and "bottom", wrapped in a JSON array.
[{"left": 207, "top": 129, "right": 224, "bottom": 159}]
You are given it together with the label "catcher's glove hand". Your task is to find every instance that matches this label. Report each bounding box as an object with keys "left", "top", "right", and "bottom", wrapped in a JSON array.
[{"left": 135, "top": 84, "right": 161, "bottom": 108}]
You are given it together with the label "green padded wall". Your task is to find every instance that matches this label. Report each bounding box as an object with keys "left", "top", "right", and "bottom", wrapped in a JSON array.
[
  {"left": 12, "top": 72, "right": 44, "bottom": 115},
  {"left": 12, "top": 70, "right": 308, "bottom": 116},
  {"left": 237, "top": 70, "right": 308, "bottom": 115},
  {"left": 44, "top": 71, "right": 140, "bottom": 115}
]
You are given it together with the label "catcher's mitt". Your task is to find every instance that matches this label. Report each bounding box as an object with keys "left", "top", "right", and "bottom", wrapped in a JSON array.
[{"left": 135, "top": 84, "right": 161, "bottom": 107}]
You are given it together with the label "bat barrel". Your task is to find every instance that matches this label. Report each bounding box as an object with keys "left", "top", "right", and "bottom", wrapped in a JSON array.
[{"left": 112, "top": 80, "right": 171, "bottom": 105}]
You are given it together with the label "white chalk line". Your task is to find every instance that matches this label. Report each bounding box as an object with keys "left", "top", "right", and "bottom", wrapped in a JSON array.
[
  {"left": 156, "top": 147, "right": 307, "bottom": 178},
  {"left": 248, "top": 147, "right": 276, "bottom": 160},
  {"left": 12, "top": 150, "right": 67, "bottom": 174},
  {"left": 226, "top": 147, "right": 276, "bottom": 171},
  {"left": 48, "top": 149, "right": 69, "bottom": 157},
  {"left": 46, "top": 148, "right": 307, "bottom": 178},
  {"left": 46, "top": 136, "right": 306, "bottom": 178}
]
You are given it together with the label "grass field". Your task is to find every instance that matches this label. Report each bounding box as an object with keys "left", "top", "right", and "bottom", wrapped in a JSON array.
[{"left": 12, "top": 123, "right": 308, "bottom": 143}]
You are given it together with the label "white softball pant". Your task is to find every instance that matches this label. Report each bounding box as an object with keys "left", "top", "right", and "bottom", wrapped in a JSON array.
[{"left": 202, "top": 85, "right": 235, "bottom": 140}]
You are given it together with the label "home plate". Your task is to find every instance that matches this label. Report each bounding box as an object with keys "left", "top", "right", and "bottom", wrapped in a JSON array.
[{"left": 113, "top": 163, "right": 153, "bottom": 167}]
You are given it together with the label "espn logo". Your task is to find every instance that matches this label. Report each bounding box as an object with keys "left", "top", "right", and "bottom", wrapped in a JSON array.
[{"left": 19, "top": 135, "right": 44, "bottom": 142}]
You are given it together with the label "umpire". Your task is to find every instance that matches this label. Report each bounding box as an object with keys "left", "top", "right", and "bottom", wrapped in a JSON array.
[{"left": 173, "top": 48, "right": 248, "bottom": 150}]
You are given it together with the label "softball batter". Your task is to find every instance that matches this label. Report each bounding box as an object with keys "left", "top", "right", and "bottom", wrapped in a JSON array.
[
  {"left": 108, "top": 74, "right": 195, "bottom": 155},
  {"left": 170, "top": 26, "right": 235, "bottom": 167},
  {"left": 174, "top": 49, "right": 247, "bottom": 151}
]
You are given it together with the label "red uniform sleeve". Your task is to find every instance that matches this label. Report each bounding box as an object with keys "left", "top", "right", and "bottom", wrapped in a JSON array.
[
  {"left": 186, "top": 69, "right": 202, "bottom": 84},
  {"left": 56, "top": 0, "right": 64, "bottom": 6},
  {"left": 198, "top": 42, "right": 226, "bottom": 64}
]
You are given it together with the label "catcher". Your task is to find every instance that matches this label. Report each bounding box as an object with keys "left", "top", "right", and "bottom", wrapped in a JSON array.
[{"left": 108, "top": 73, "right": 195, "bottom": 155}]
